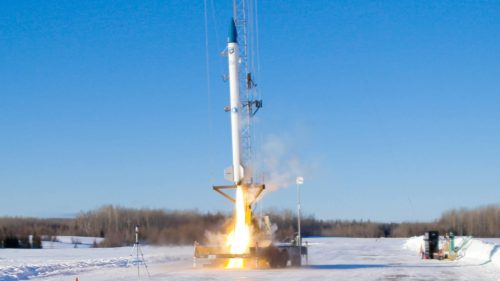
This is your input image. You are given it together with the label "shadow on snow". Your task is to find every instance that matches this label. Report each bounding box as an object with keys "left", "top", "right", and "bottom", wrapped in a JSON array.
[
  {"left": 306, "top": 264, "right": 388, "bottom": 270},
  {"left": 306, "top": 262, "right": 488, "bottom": 270}
]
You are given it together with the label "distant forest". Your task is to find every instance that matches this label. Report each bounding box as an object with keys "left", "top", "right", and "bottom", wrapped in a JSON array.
[{"left": 0, "top": 204, "right": 498, "bottom": 248}]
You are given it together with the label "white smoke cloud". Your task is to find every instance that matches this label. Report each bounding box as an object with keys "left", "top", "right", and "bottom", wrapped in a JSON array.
[{"left": 255, "top": 134, "right": 311, "bottom": 194}]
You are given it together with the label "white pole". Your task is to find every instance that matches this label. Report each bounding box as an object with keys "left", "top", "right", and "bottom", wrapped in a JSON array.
[
  {"left": 296, "top": 177, "right": 303, "bottom": 248},
  {"left": 297, "top": 182, "right": 301, "bottom": 246},
  {"left": 136, "top": 226, "right": 139, "bottom": 277},
  {"left": 296, "top": 177, "right": 303, "bottom": 265}
]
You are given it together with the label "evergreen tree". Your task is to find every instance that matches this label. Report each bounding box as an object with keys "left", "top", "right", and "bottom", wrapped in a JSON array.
[{"left": 32, "top": 232, "right": 42, "bottom": 249}]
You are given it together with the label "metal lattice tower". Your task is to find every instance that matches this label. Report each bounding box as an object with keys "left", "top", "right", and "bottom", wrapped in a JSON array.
[{"left": 233, "top": 0, "right": 262, "bottom": 184}]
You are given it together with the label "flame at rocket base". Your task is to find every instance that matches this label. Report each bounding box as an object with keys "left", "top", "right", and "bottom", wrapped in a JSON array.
[{"left": 225, "top": 186, "right": 250, "bottom": 268}]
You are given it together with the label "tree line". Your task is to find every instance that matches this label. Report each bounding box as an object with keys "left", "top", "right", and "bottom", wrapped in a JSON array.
[{"left": 0, "top": 204, "right": 498, "bottom": 247}]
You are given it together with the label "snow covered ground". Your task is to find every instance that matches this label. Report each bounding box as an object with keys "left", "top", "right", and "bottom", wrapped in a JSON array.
[{"left": 1, "top": 237, "right": 499, "bottom": 281}]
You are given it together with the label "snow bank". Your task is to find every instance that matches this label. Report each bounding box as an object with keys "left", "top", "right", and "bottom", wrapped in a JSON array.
[
  {"left": 53, "top": 236, "right": 104, "bottom": 245},
  {"left": 464, "top": 239, "right": 500, "bottom": 267},
  {"left": 42, "top": 236, "right": 105, "bottom": 249},
  {"left": 403, "top": 236, "right": 500, "bottom": 268},
  {"left": 403, "top": 236, "right": 424, "bottom": 253}
]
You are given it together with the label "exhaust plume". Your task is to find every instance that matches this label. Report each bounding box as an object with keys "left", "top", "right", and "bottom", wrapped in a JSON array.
[{"left": 256, "top": 134, "right": 311, "bottom": 194}]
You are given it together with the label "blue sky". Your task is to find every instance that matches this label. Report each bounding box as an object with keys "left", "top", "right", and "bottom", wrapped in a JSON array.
[{"left": 0, "top": 1, "right": 499, "bottom": 222}]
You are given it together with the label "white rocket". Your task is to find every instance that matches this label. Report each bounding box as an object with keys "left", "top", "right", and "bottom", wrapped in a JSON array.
[{"left": 226, "top": 18, "right": 244, "bottom": 185}]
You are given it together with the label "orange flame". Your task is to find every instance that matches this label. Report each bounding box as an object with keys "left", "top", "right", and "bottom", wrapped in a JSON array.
[{"left": 225, "top": 186, "right": 250, "bottom": 268}]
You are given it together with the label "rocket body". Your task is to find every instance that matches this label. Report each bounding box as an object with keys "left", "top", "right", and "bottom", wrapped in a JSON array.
[{"left": 227, "top": 19, "right": 244, "bottom": 184}]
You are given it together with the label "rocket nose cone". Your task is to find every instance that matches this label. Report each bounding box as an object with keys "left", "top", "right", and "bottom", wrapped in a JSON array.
[{"left": 228, "top": 18, "right": 237, "bottom": 43}]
